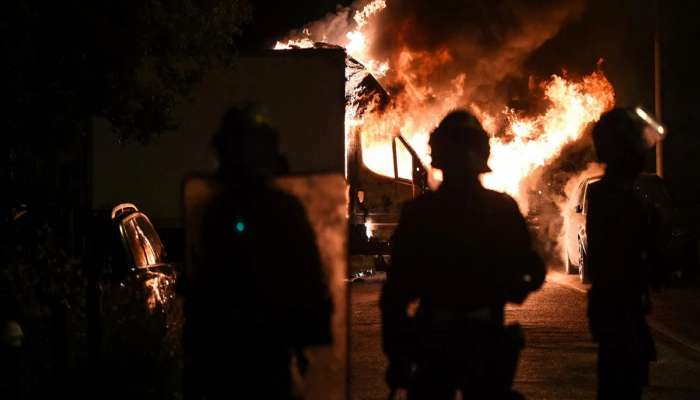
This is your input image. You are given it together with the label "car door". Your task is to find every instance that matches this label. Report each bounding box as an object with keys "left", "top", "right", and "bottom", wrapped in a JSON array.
[
  {"left": 579, "top": 177, "right": 603, "bottom": 255},
  {"left": 567, "top": 181, "right": 587, "bottom": 265}
]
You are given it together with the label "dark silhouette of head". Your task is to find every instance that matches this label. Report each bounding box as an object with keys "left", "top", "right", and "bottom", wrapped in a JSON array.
[
  {"left": 592, "top": 107, "right": 646, "bottom": 181},
  {"left": 429, "top": 110, "right": 491, "bottom": 182},
  {"left": 212, "top": 104, "right": 280, "bottom": 181}
]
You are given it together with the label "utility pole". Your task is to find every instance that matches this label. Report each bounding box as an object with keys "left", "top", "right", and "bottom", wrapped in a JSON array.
[{"left": 654, "top": 0, "right": 663, "bottom": 177}]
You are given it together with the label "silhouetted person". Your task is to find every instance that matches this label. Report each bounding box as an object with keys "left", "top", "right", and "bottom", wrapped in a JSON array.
[
  {"left": 586, "top": 108, "right": 663, "bottom": 400},
  {"left": 184, "top": 105, "right": 333, "bottom": 400},
  {"left": 380, "top": 111, "right": 545, "bottom": 400}
]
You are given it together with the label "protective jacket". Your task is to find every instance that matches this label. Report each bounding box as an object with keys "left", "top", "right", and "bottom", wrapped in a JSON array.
[{"left": 380, "top": 182, "right": 545, "bottom": 393}]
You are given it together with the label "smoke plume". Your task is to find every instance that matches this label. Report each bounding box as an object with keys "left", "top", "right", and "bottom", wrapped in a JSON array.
[
  {"left": 522, "top": 130, "right": 604, "bottom": 268},
  {"left": 368, "top": 0, "right": 587, "bottom": 116}
]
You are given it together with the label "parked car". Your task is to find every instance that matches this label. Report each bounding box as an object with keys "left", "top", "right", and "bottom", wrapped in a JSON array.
[
  {"left": 103, "top": 203, "right": 177, "bottom": 312},
  {"left": 88, "top": 203, "right": 180, "bottom": 397},
  {"left": 563, "top": 173, "right": 672, "bottom": 283},
  {"left": 563, "top": 176, "right": 600, "bottom": 282}
]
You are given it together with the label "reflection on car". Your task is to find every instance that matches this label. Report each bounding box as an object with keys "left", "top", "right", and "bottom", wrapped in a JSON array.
[
  {"left": 111, "top": 203, "right": 167, "bottom": 269},
  {"left": 563, "top": 176, "right": 600, "bottom": 283},
  {"left": 108, "top": 203, "right": 176, "bottom": 312}
]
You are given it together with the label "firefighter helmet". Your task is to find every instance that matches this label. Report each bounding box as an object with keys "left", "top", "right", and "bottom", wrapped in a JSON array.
[
  {"left": 429, "top": 110, "right": 491, "bottom": 173},
  {"left": 592, "top": 107, "right": 648, "bottom": 168},
  {"left": 211, "top": 104, "right": 280, "bottom": 177}
]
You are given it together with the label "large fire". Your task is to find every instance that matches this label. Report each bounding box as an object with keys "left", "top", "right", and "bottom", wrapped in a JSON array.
[
  {"left": 275, "top": 0, "right": 615, "bottom": 209},
  {"left": 482, "top": 71, "right": 615, "bottom": 197}
]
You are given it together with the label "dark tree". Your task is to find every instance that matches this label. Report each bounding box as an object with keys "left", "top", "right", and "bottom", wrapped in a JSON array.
[
  {"left": 0, "top": 2, "right": 250, "bottom": 397},
  {"left": 2, "top": 0, "right": 250, "bottom": 147}
]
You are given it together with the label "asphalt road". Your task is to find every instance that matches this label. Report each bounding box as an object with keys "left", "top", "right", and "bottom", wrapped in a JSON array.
[{"left": 350, "top": 272, "right": 700, "bottom": 400}]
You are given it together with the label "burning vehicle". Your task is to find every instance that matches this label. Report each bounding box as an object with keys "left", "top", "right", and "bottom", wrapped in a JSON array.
[
  {"left": 344, "top": 51, "right": 430, "bottom": 255},
  {"left": 275, "top": 0, "right": 617, "bottom": 273}
]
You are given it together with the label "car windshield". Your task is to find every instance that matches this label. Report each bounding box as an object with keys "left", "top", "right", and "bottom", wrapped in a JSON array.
[{"left": 120, "top": 213, "right": 165, "bottom": 268}]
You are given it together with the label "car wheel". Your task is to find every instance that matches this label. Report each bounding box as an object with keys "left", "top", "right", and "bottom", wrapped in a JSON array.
[
  {"left": 565, "top": 250, "right": 577, "bottom": 275},
  {"left": 579, "top": 243, "right": 591, "bottom": 284}
]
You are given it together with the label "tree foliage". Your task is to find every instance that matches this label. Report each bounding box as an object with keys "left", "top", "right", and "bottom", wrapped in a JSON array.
[{"left": 2, "top": 0, "right": 250, "bottom": 146}]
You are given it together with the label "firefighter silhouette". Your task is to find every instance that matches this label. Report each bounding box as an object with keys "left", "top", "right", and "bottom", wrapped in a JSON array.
[
  {"left": 183, "top": 105, "right": 333, "bottom": 400},
  {"left": 380, "top": 110, "right": 545, "bottom": 399},
  {"left": 586, "top": 107, "right": 664, "bottom": 400}
]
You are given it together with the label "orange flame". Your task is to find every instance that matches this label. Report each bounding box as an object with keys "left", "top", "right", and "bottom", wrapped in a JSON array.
[
  {"left": 274, "top": 0, "right": 389, "bottom": 77},
  {"left": 275, "top": 2, "right": 615, "bottom": 210},
  {"left": 481, "top": 71, "right": 615, "bottom": 198}
]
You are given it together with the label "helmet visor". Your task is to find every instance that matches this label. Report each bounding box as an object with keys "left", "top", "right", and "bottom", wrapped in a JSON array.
[{"left": 634, "top": 106, "right": 666, "bottom": 149}]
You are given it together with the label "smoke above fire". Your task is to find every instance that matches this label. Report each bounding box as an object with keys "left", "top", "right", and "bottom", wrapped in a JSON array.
[
  {"left": 368, "top": 0, "right": 587, "bottom": 111},
  {"left": 275, "top": 0, "right": 616, "bottom": 267}
]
